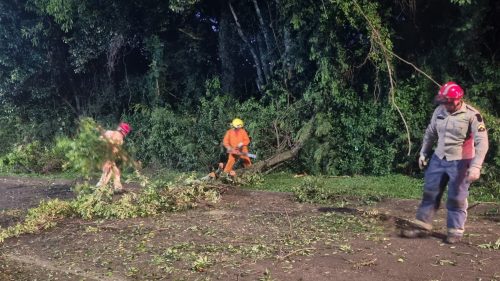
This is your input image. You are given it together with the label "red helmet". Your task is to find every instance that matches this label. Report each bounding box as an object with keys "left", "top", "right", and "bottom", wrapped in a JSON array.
[
  {"left": 437, "top": 81, "right": 464, "bottom": 101},
  {"left": 118, "top": 122, "right": 131, "bottom": 136}
]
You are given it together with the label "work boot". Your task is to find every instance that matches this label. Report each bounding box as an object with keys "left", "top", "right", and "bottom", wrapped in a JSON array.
[
  {"left": 444, "top": 235, "right": 462, "bottom": 244},
  {"left": 400, "top": 228, "right": 429, "bottom": 238}
]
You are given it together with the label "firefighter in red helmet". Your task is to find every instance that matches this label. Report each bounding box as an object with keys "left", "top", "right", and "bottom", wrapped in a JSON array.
[
  {"left": 403, "top": 81, "right": 489, "bottom": 244},
  {"left": 96, "top": 122, "right": 132, "bottom": 192}
]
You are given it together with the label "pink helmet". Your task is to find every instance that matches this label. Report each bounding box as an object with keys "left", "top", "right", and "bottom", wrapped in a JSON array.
[
  {"left": 118, "top": 122, "right": 131, "bottom": 136},
  {"left": 437, "top": 81, "right": 464, "bottom": 101}
]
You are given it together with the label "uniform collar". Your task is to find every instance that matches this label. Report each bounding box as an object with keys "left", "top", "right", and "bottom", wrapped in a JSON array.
[
  {"left": 440, "top": 101, "right": 466, "bottom": 116},
  {"left": 452, "top": 101, "right": 467, "bottom": 115}
]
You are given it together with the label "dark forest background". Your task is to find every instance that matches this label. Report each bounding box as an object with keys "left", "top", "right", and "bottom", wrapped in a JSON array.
[{"left": 0, "top": 0, "right": 498, "bottom": 190}]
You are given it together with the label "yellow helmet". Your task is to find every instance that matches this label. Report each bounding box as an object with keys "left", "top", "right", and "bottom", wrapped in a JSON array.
[{"left": 231, "top": 118, "right": 244, "bottom": 128}]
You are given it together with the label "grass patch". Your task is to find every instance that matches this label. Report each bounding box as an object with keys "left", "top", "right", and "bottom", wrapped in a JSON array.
[
  {"left": 245, "top": 173, "right": 423, "bottom": 200},
  {"left": 245, "top": 173, "right": 499, "bottom": 204}
]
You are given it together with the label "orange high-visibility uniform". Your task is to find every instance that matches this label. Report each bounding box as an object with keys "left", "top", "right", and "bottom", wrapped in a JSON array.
[{"left": 223, "top": 128, "right": 252, "bottom": 172}]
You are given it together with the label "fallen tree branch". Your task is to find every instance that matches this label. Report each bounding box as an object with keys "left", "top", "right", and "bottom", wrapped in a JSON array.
[{"left": 238, "top": 117, "right": 315, "bottom": 175}]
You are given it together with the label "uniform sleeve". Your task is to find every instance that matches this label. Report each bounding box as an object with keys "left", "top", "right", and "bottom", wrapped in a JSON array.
[
  {"left": 470, "top": 112, "right": 489, "bottom": 169},
  {"left": 223, "top": 130, "right": 231, "bottom": 149},
  {"left": 420, "top": 108, "right": 439, "bottom": 156},
  {"left": 241, "top": 129, "right": 250, "bottom": 146}
]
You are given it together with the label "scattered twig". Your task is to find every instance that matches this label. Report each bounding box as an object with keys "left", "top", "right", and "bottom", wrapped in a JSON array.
[
  {"left": 284, "top": 208, "right": 293, "bottom": 235},
  {"left": 276, "top": 247, "right": 315, "bottom": 260},
  {"left": 478, "top": 257, "right": 491, "bottom": 265},
  {"left": 467, "top": 202, "right": 481, "bottom": 211},
  {"left": 346, "top": 258, "right": 378, "bottom": 269}
]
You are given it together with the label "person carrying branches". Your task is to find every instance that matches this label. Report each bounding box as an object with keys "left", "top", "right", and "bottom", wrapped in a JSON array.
[{"left": 96, "top": 122, "right": 132, "bottom": 192}]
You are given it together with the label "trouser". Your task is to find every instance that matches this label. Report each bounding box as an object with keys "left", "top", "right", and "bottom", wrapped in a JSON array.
[
  {"left": 224, "top": 153, "right": 252, "bottom": 173},
  {"left": 96, "top": 160, "right": 123, "bottom": 189},
  {"left": 415, "top": 154, "right": 471, "bottom": 236}
]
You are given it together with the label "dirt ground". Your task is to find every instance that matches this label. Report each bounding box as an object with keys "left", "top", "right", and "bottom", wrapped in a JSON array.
[{"left": 0, "top": 176, "right": 499, "bottom": 281}]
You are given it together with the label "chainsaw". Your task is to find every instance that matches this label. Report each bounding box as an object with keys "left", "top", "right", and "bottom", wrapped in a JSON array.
[
  {"left": 228, "top": 149, "right": 257, "bottom": 159},
  {"left": 235, "top": 152, "right": 257, "bottom": 159}
]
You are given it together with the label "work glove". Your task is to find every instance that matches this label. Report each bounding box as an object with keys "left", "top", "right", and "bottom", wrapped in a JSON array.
[
  {"left": 466, "top": 167, "right": 481, "bottom": 183},
  {"left": 418, "top": 154, "right": 428, "bottom": 170},
  {"left": 237, "top": 142, "right": 244, "bottom": 149}
]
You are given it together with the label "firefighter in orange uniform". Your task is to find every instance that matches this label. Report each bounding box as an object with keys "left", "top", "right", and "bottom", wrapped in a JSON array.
[{"left": 223, "top": 118, "right": 252, "bottom": 175}]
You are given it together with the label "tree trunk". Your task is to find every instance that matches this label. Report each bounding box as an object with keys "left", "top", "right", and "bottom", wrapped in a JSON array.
[
  {"left": 228, "top": 1, "right": 265, "bottom": 91},
  {"left": 252, "top": 0, "right": 275, "bottom": 69},
  {"left": 218, "top": 4, "right": 236, "bottom": 94},
  {"left": 257, "top": 34, "right": 270, "bottom": 82},
  {"left": 283, "top": 25, "right": 293, "bottom": 84},
  {"left": 238, "top": 116, "right": 315, "bottom": 175},
  {"left": 252, "top": 0, "right": 272, "bottom": 52}
]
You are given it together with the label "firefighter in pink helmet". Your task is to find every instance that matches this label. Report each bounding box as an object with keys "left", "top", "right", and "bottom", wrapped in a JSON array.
[
  {"left": 402, "top": 82, "right": 489, "bottom": 244},
  {"left": 96, "top": 122, "right": 132, "bottom": 191}
]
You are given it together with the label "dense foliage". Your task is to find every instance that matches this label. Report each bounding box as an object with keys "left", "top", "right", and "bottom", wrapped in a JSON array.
[{"left": 0, "top": 0, "right": 498, "bottom": 193}]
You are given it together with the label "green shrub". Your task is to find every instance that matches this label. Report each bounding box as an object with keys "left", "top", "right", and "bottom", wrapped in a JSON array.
[
  {"left": 292, "top": 176, "right": 330, "bottom": 203},
  {"left": 0, "top": 141, "right": 46, "bottom": 173},
  {"left": 0, "top": 141, "right": 66, "bottom": 174}
]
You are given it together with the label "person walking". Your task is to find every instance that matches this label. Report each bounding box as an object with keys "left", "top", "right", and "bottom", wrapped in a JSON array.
[
  {"left": 402, "top": 82, "right": 489, "bottom": 244},
  {"left": 96, "top": 122, "right": 132, "bottom": 192}
]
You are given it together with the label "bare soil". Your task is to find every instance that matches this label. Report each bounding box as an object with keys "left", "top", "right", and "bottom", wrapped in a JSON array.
[{"left": 0, "top": 176, "right": 499, "bottom": 281}]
